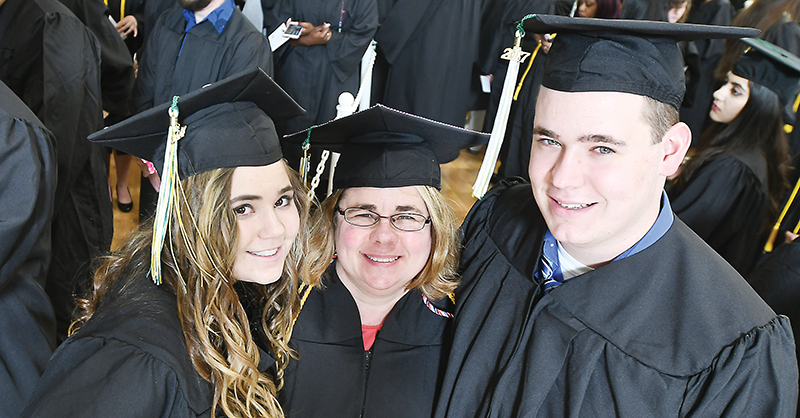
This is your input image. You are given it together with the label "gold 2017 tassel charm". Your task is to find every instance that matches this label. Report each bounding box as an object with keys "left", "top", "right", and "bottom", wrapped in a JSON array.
[{"left": 473, "top": 24, "right": 532, "bottom": 199}]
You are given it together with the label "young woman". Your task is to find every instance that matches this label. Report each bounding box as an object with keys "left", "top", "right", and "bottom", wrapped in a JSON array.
[
  {"left": 678, "top": 0, "right": 735, "bottom": 139},
  {"left": 669, "top": 39, "right": 796, "bottom": 275},
  {"left": 278, "top": 105, "right": 486, "bottom": 418},
  {"left": 20, "top": 70, "right": 322, "bottom": 418}
]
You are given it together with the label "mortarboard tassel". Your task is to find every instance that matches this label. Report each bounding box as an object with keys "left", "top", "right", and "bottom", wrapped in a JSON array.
[
  {"left": 150, "top": 96, "right": 186, "bottom": 285},
  {"left": 764, "top": 174, "right": 800, "bottom": 253},
  {"left": 472, "top": 18, "right": 534, "bottom": 199},
  {"left": 299, "top": 127, "right": 316, "bottom": 186}
]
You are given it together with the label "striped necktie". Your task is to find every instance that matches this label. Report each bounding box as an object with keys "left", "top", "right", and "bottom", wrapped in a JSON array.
[{"left": 540, "top": 250, "right": 560, "bottom": 291}]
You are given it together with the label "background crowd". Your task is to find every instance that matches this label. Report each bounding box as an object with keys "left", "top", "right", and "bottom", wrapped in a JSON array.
[{"left": 2, "top": 0, "right": 800, "bottom": 416}]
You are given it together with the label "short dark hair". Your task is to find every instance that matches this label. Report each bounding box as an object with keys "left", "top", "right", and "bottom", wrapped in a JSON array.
[{"left": 642, "top": 96, "right": 680, "bottom": 144}]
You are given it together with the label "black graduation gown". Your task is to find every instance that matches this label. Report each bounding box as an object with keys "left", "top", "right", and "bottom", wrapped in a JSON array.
[
  {"left": 106, "top": 0, "right": 147, "bottom": 55},
  {"left": 748, "top": 241, "right": 800, "bottom": 417},
  {"left": 680, "top": 0, "right": 734, "bottom": 140},
  {"left": 20, "top": 271, "right": 276, "bottom": 417},
  {"left": 435, "top": 179, "right": 798, "bottom": 417},
  {"left": 280, "top": 268, "right": 452, "bottom": 418},
  {"left": 0, "top": 0, "right": 114, "bottom": 342},
  {"left": 371, "top": 0, "right": 483, "bottom": 126},
  {"left": 57, "top": 0, "right": 136, "bottom": 124},
  {"left": 133, "top": 6, "right": 273, "bottom": 112},
  {"left": 20, "top": 271, "right": 214, "bottom": 417},
  {"left": 142, "top": 0, "right": 181, "bottom": 41},
  {"left": 669, "top": 150, "right": 768, "bottom": 275},
  {"left": 270, "top": 0, "right": 378, "bottom": 134},
  {"left": 0, "top": 82, "right": 58, "bottom": 418}
]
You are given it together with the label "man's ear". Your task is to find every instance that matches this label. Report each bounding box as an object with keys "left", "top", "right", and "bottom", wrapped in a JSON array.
[{"left": 659, "top": 122, "right": 691, "bottom": 177}]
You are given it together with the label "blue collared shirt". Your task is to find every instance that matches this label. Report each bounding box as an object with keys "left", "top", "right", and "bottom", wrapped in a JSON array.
[
  {"left": 539, "top": 190, "right": 674, "bottom": 288},
  {"left": 183, "top": 0, "right": 234, "bottom": 34}
]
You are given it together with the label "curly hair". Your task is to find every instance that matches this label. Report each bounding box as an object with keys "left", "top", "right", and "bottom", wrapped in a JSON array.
[
  {"left": 71, "top": 161, "right": 313, "bottom": 418},
  {"left": 306, "top": 186, "right": 461, "bottom": 301}
]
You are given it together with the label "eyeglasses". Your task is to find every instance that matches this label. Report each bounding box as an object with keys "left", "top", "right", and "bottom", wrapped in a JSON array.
[{"left": 337, "top": 207, "right": 431, "bottom": 232}]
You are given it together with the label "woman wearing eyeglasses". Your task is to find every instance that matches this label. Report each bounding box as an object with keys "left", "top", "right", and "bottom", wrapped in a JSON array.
[{"left": 278, "top": 105, "right": 487, "bottom": 418}]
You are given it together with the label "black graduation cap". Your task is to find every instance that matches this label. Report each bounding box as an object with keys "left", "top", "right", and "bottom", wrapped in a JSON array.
[
  {"left": 283, "top": 105, "right": 489, "bottom": 190},
  {"left": 88, "top": 67, "right": 303, "bottom": 285},
  {"left": 88, "top": 67, "right": 304, "bottom": 179},
  {"left": 734, "top": 37, "right": 800, "bottom": 109},
  {"left": 521, "top": 15, "right": 760, "bottom": 109}
]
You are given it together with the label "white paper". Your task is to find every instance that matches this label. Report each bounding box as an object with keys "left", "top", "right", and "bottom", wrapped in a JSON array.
[{"left": 480, "top": 74, "right": 492, "bottom": 93}]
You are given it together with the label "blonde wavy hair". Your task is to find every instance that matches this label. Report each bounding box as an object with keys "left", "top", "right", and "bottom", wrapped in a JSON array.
[
  {"left": 306, "top": 185, "right": 461, "bottom": 300},
  {"left": 71, "top": 161, "right": 316, "bottom": 418}
]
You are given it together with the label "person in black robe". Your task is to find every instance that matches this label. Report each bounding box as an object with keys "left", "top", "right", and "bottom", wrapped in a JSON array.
[
  {"left": 669, "top": 38, "right": 797, "bottom": 275},
  {"left": 57, "top": 0, "right": 135, "bottom": 124},
  {"left": 267, "top": 0, "right": 377, "bottom": 135},
  {"left": 133, "top": 0, "right": 273, "bottom": 220},
  {"left": 0, "top": 81, "right": 58, "bottom": 418},
  {"left": 435, "top": 16, "right": 798, "bottom": 417},
  {"left": 748, "top": 235, "right": 800, "bottom": 416},
  {"left": 679, "top": 0, "right": 734, "bottom": 141},
  {"left": 370, "top": 0, "right": 483, "bottom": 127},
  {"left": 57, "top": 0, "right": 138, "bottom": 214},
  {"left": 280, "top": 106, "right": 487, "bottom": 418},
  {"left": 105, "top": 0, "right": 146, "bottom": 55},
  {"left": 133, "top": 0, "right": 273, "bottom": 113},
  {"left": 0, "top": 0, "right": 114, "bottom": 342},
  {"left": 20, "top": 69, "right": 322, "bottom": 418},
  {"left": 143, "top": 0, "right": 181, "bottom": 40}
]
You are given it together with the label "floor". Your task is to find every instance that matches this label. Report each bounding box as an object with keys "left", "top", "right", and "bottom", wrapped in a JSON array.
[{"left": 109, "top": 148, "right": 486, "bottom": 250}]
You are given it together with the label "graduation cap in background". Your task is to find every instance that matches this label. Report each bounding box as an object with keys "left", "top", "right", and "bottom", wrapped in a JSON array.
[
  {"left": 734, "top": 37, "right": 800, "bottom": 123},
  {"left": 89, "top": 67, "right": 304, "bottom": 284},
  {"left": 473, "top": 14, "right": 759, "bottom": 198},
  {"left": 283, "top": 104, "right": 489, "bottom": 191}
]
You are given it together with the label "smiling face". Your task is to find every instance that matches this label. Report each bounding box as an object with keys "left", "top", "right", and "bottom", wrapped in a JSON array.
[
  {"left": 529, "top": 88, "right": 688, "bottom": 266},
  {"left": 578, "top": 0, "right": 598, "bottom": 17},
  {"left": 710, "top": 72, "right": 750, "bottom": 124},
  {"left": 334, "top": 186, "right": 433, "bottom": 305},
  {"left": 230, "top": 162, "right": 300, "bottom": 285}
]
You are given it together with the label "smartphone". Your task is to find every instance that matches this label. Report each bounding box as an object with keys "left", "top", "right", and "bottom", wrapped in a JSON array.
[{"left": 283, "top": 23, "right": 303, "bottom": 39}]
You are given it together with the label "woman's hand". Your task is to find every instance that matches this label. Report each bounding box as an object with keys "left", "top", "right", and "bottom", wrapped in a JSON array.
[
  {"left": 117, "top": 15, "right": 138, "bottom": 37},
  {"left": 291, "top": 22, "right": 332, "bottom": 46}
]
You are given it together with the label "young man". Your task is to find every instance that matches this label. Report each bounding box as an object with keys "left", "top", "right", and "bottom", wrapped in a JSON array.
[
  {"left": 133, "top": 0, "right": 272, "bottom": 114},
  {"left": 435, "top": 16, "right": 798, "bottom": 417}
]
